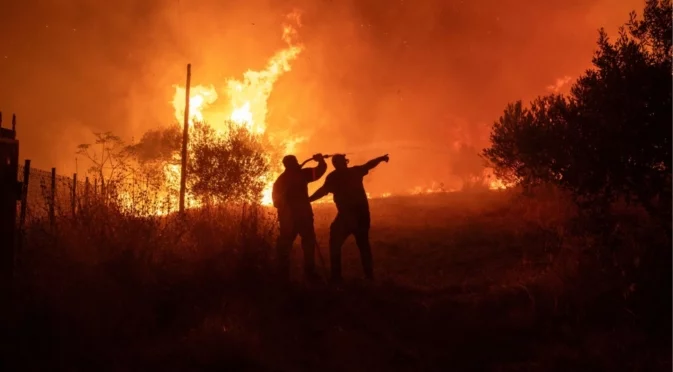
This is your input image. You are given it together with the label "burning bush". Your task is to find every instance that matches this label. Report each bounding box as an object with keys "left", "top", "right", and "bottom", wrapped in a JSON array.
[
  {"left": 188, "top": 121, "right": 271, "bottom": 205},
  {"left": 76, "top": 121, "right": 273, "bottom": 213},
  {"left": 129, "top": 125, "right": 182, "bottom": 164}
]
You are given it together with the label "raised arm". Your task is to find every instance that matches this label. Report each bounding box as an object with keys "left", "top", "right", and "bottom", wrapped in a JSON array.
[
  {"left": 308, "top": 185, "right": 329, "bottom": 203},
  {"left": 302, "top": 154, "right": 328, "bottom": 183},
  {"left": 309, "top": 178, "right": 331, "bottom": 203},
  {"left": 362, "top": 154, "right": 390, "bottom": 172}
]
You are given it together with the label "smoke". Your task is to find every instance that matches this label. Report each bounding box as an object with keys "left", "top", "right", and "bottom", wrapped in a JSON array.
[{"left": 0, "top": 0, "right": 644, "bottom": 193}]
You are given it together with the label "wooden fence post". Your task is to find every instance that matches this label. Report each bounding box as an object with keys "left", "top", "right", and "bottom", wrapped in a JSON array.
[
  {"left": 85, "top": 176, "right": 90, "bottom": 206},
  {"left": 179, "top": 63, "right": 192, "bottom": 214},
  {"left": 18, "top": 159, "right": 30, "bottom": 251},
  {"left": 50, "top": 168, "right": 55, "bottom": 226},
  {"left": 72, "top": 173, "right": 77, "bottom": 216}
]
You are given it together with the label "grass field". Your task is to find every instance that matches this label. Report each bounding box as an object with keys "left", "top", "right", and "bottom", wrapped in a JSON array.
[{"left": 3, "top": 188, "right": 671, "bottom": 371}]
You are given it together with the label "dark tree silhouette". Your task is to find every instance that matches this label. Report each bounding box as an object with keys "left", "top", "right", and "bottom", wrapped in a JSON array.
[
  {"left": 124, "top": 122, "right": 271, "bottom": 204},
  {"left": 128, "top": 126, "right": 182, "bottom": 164},
  {"left": 126, "top": 126, "right": 183, "bottom": 192},
  {"left": 483, "top": 0, "right": 672, "bottom": 222},
  {"left": 188, "top": 121, "right": 270, "bottom": 204},
  {"left": 77, "top": 132, "right": 133, "bottom": 196}
]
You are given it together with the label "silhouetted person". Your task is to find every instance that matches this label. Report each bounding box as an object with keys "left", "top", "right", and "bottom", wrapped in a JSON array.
[
  {"left": 272, "top": 154, "right": 327, "bottom": 281},
  {"left": 309, "top": 154, "right": 389, "bottom": 282}
]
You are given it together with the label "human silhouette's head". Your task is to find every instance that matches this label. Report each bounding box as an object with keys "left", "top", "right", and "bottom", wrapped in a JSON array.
[
  {"left": 331, "top": 154, "right": 349, "bottom": 170},
  {"left": 282, "top": 155, "right": 300, "bottom": 170}
]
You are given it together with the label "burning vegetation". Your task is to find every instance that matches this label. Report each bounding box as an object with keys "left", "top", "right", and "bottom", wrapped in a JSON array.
[
  {"left": 73, "top": 10, "right": 513, "bottom": 216},
  {"left": 73, "top": 12, "right": 306, "bottom": 214},
  {"left": 3, "top": 1, "right": 671, "bottom": 371}
]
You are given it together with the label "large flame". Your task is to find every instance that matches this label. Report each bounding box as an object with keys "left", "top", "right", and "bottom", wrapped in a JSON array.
[
  {"left": 166, "top": 11, "right": 304, "bottom": 209},
  {"left": 144, "top": 10, "right": 514, "bottom": 214}
]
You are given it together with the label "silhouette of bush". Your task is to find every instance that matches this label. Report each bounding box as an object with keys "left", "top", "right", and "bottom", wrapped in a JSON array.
[
  {"left": 483, "top": 0, "right": 671, "bottom": 223},
  {"left": 123, "top": 121, "right": 271, "bottom": 205},
  {"left": 9, "top": 186, "right": 671, "bottom": 370},
  {"left": 188, "top": 121, "right": 270, "bottom": 204},
  {"left": 129, "top": 125, "right": 182, "bottom": 164}
]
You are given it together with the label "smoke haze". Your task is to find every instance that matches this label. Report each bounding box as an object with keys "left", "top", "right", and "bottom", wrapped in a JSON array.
[{"left": 0, "top": 0, "right": 643, "bottom": 194}]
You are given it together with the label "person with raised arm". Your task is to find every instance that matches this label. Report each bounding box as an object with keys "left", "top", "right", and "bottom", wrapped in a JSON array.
[
  {"left": 309, "top": 154, "right": 389, "bottom": 282},
  {"left": 272, "top": 153, "right": 327, "bottom": 281}
]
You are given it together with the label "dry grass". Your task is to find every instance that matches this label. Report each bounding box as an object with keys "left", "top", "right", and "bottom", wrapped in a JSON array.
[{"left": 3, "top": 187, "right": 670, "bottom": 371}]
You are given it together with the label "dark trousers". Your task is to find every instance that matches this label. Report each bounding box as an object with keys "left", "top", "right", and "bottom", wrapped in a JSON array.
[
  {"left": 276, "top": 215, "right": 317, "bottom": 279},
  {"left": 329, "top": 212, "right": 373, "bottom": 280}
]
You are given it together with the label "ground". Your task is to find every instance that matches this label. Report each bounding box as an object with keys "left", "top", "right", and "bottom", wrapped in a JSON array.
[{"left": 3, "top": 189, "right": 671, "bottom": 371}]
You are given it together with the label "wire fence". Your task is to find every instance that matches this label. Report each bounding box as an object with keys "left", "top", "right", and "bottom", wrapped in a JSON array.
[
  {"left": 16, "top": 162, "right": 184, "bottom": 224},
  {"left": 17, "top": 164, "right": 86, "bottom": 222}
]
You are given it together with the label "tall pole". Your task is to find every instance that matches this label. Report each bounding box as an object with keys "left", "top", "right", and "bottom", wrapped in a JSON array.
[{"left": 179, "top": 64, "right": 191, "bottom": 213}]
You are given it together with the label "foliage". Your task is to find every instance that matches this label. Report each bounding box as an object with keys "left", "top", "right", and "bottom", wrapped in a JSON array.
[
  {"left": 10, "top": 188, "right": 671, "bottom": 370},
  {"left": 76, "top": 132, "right": 133, "bottom": 196},
  {"left": 128, "top": 125, "right": 181, "bottom": 164},
  {"left": 482, "top": 96, "right": 570, "bottom": 188},
  {"left": 126, "top": 125, "right": 182, "bottom": 192},
  {"left": 482, "top": 0, "right": 672, "bottom": 220},
  {"left": 99, "top": 121, "right": 272, "bottom": 206},
  {"left": 188, "top": 121, "right": 270, "bottom": 204}
]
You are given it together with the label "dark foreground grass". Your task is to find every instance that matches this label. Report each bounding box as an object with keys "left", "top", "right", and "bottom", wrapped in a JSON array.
[{"left": 2, "top": 189, "right": 670, "bottom": 371}]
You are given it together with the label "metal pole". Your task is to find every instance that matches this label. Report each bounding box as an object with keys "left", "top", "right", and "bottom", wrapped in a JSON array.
[{"left": 179, "top": 63, "right": 191, "bottom": 213}]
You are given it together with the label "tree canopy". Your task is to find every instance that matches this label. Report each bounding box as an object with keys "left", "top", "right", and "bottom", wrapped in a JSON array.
[
  {"left": 482, "top": 0, "right": 671, "bottom": 221},
  {"left": 79, "top": 121, "right": 271, "bottom": 206},
  {"left": 188, "top": 122, "right": 270, "bottom": 204},
  {"left": 77, "top": 131, "right": 133, "bottom": 195}
]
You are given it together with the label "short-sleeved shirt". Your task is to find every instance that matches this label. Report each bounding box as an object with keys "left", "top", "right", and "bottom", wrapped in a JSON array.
[
  {"left": 323, "top": 165, "right": 370, "bottom": 215},
  {"left": 273, "top": 163, "right": 326, "bottom": 219}
]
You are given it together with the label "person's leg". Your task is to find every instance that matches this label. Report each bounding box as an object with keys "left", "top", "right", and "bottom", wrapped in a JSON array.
[
  {"left": 329, "top": 215, "right": 349, "bottom": 282},
  {"left": 276, "top": 218, "right": 297, "bottom": 280},
  {"left": 298, "top": 218, "right": 318, "bottom": 280},
  {"left": 354, "top": 227, "right": 373, "bottom": 280},
  {"left": 354, "top": 211, "right": 373, "bottom": 280}
]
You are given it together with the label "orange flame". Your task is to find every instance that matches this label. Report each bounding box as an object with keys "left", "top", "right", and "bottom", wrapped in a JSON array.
[{"left": 166, "top": 12, "right": 304, "bottom": 209}]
